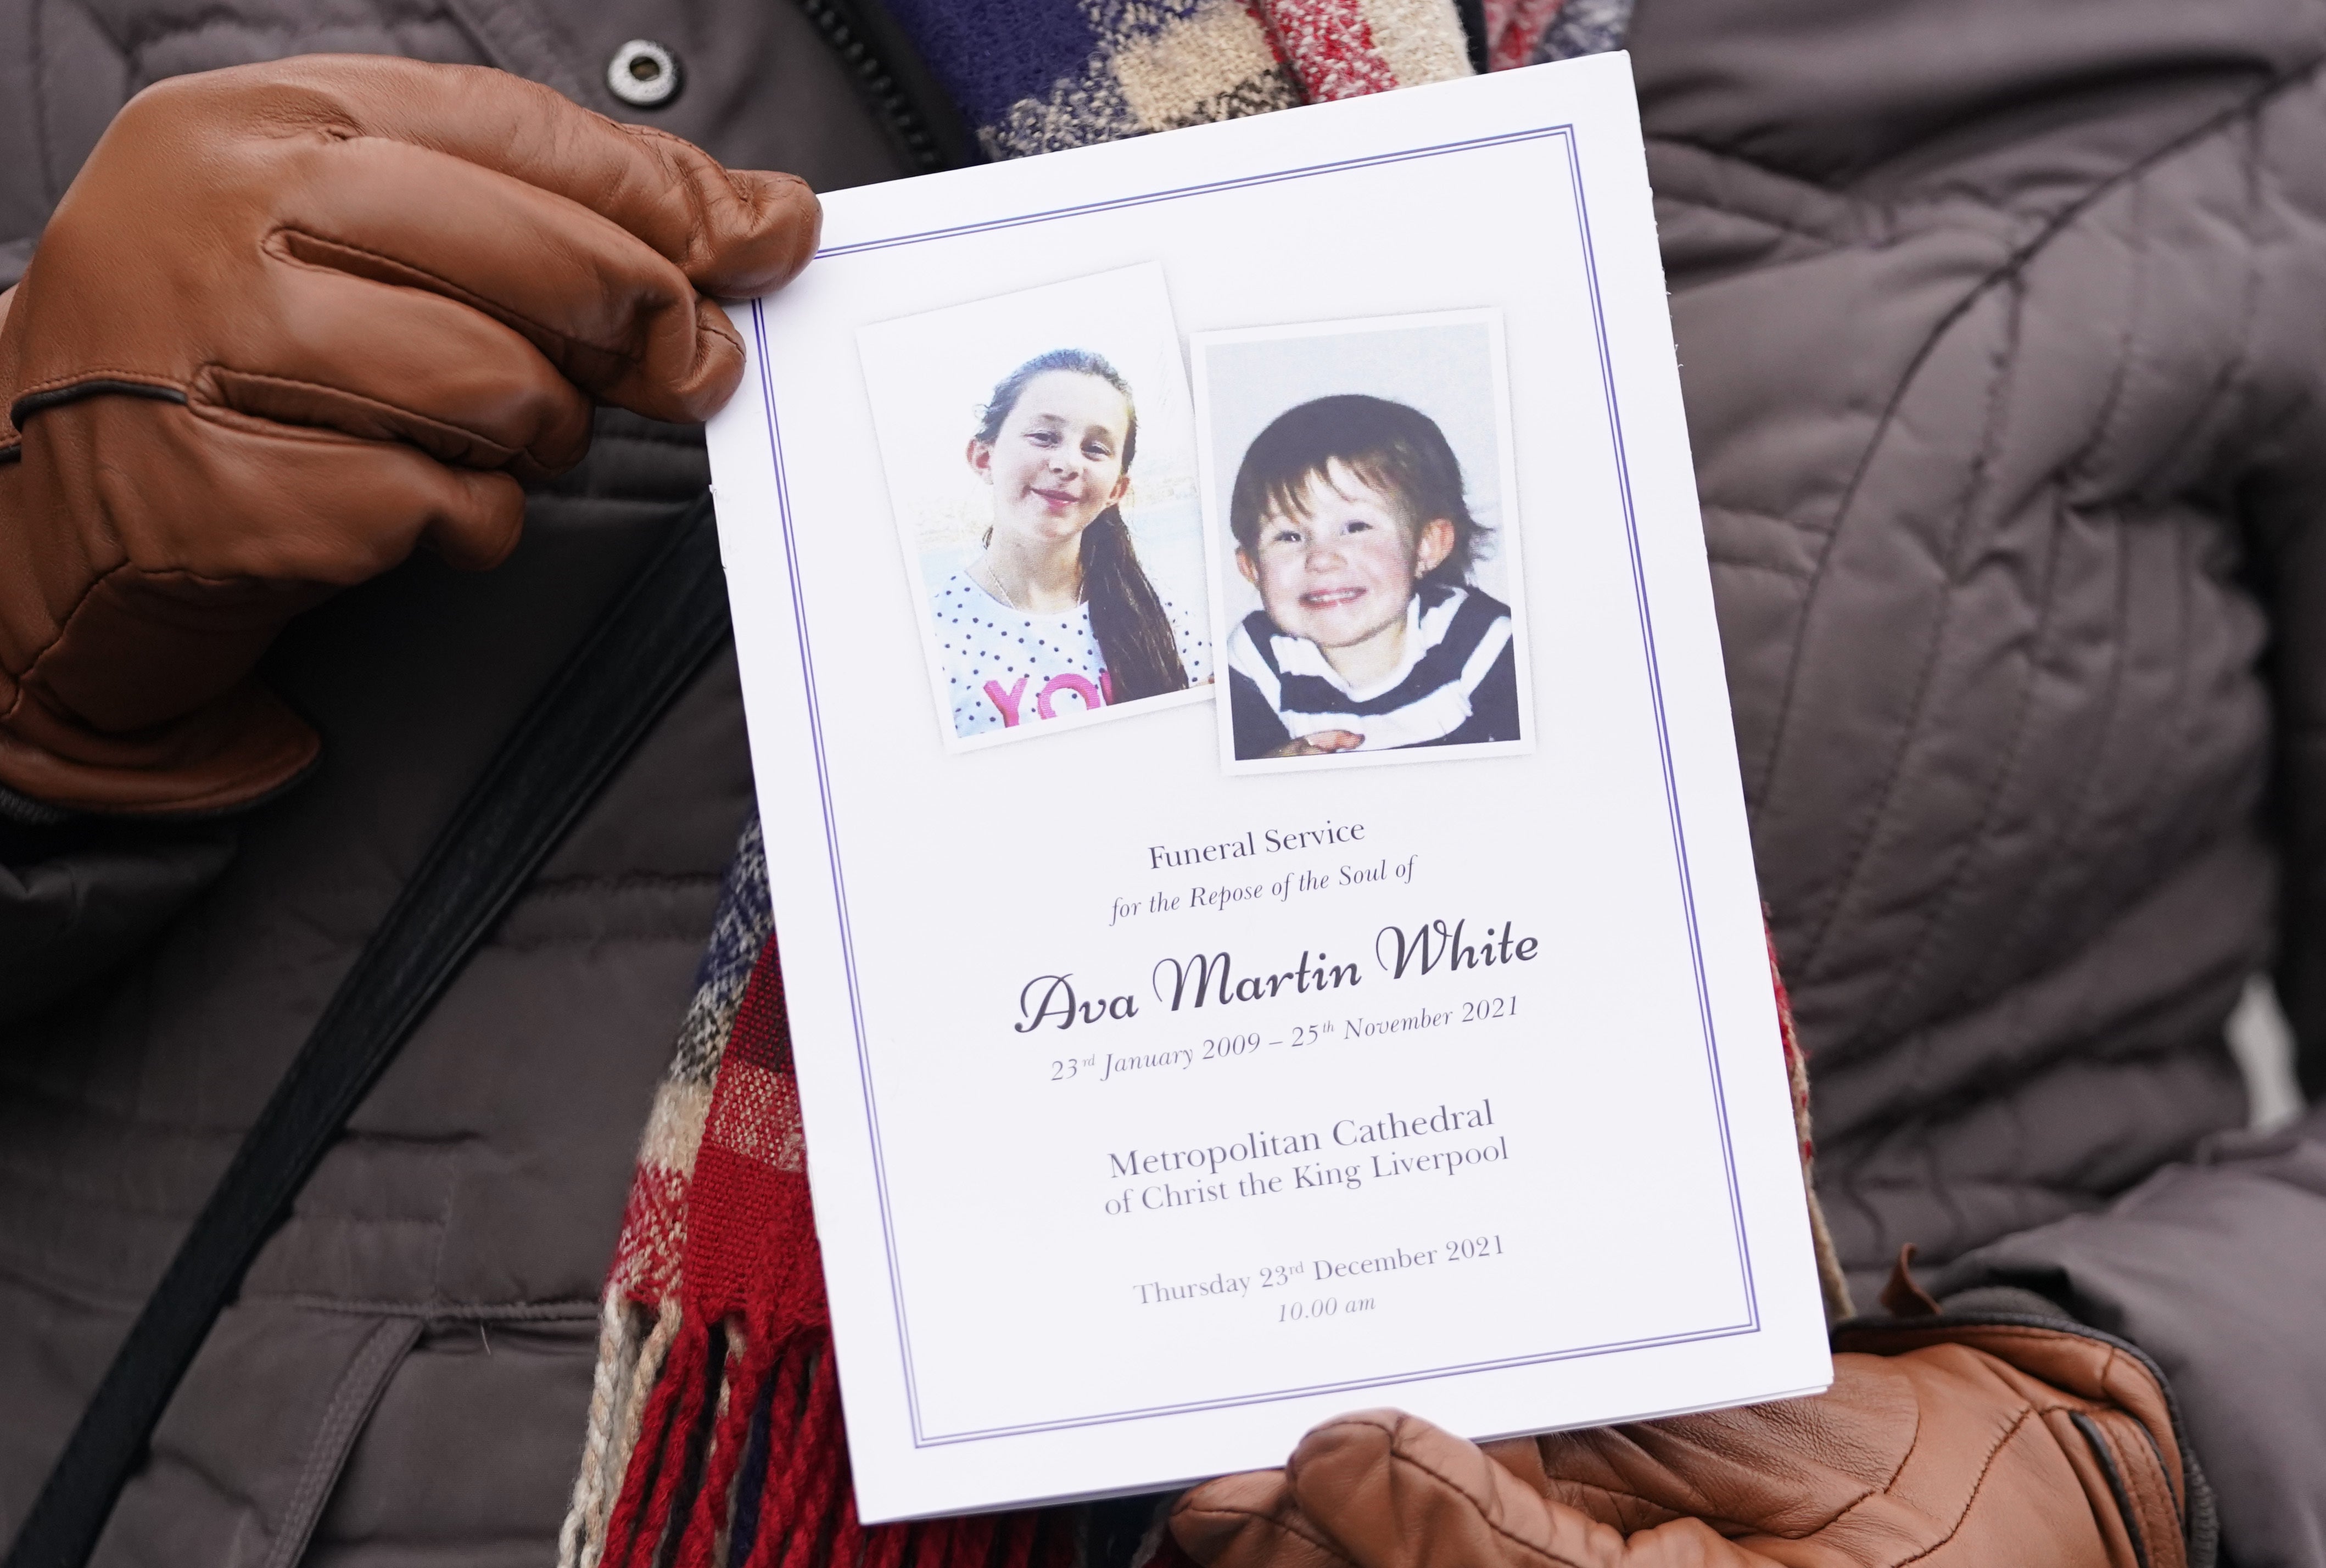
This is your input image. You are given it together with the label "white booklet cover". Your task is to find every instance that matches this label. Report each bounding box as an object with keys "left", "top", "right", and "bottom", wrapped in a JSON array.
[{"left": 705, "top": 52, "right": 1831, "bottom": 1524}]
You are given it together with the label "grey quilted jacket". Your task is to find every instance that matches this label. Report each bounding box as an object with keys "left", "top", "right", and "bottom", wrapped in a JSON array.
[{"left": 5, "top": 0, "right": 2326, "bottom": 1564}]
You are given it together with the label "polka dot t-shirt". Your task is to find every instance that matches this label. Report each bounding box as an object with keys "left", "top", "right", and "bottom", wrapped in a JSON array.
[{"left": 932, "top": 569, "right": 1210, "bottom": 737}]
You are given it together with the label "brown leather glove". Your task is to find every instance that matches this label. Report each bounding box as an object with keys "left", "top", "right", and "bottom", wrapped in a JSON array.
[
  {"left": 1172, "top": 1317, "right": 2199, "bottom": 1568},
  {"left": 0, "top": 55, "right": 819, "bottom": 815}
]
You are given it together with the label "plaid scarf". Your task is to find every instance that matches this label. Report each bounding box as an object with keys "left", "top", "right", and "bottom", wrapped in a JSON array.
[
  {"left": 558, "top": 5, "right": 1842, "bottom": 1565},
  {"left": 875, "top": 0, "right": 1635, "bottom": 160}
]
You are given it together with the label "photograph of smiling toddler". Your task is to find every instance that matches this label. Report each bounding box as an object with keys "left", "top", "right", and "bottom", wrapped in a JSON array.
[
  {"left": 859, "top": 265, "right": 1213, "bottom": 751},
  {"left": 1192, "top": 312, "right": 1529, "bottom": 770}
]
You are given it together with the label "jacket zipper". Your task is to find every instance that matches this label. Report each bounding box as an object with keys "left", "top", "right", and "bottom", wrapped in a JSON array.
[{"left": 791, "top": 0, "right": 984, "bottom": 172}]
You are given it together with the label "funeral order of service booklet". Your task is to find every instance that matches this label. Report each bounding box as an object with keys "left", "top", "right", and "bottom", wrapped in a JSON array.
[{"left": 705, "top": 52, "right": 1831, "bottom": 1522}]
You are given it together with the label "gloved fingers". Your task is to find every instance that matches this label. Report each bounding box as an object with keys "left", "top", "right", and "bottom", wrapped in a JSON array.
[
  {"left": 1834, "top": 1319, "right": 2185, "bottom": 1508},
  {"left": 1284, "top": 1412, "right": 1768, "bottom": 1568},
  {"left": 9, "top": 547, "right": 331, "bottom": 735},
  {"left": 272, "top": 135, "right": 745, "bottom": 421},
  {"left": 1172, "top": 1468, "right": 1354, "bottom": 1568},
  {"left": 2036, "top": 1408, "right": 2187, "bottom": 1568},
  {"left": 182, "top": 54, "right": 820, "bottom": 295},
  {"left": 418, "top": 467, "right": 529, "bottom": 571},
  {"left": 1281, "top": 1412, "right": 1590, "bottom": 1568},
  {"left": 592, "top": 127, "right": 821, "bottom": 298},
  {"left": 1478, "top": 1439, "right": 1551, "bottom": 1492},
  {"left": 26, "top": 395, "right": 527, "bottom": 580},
  {"left": 201, "top": 262, "right": 595, "bottom": 480},
  {"left": 10, "top": 401, "right": 520, "bottom": 736},
  {"left": 1529, "top": 1353, "right": 1931, "bottom": 1539},
  {"left": 192, "top": 410, "right": 528, "bottom": 575}
]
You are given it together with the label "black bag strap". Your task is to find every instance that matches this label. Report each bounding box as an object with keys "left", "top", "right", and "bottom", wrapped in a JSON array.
[{"left": 4, "top": 498, "right": 735, "bottom": 1568}]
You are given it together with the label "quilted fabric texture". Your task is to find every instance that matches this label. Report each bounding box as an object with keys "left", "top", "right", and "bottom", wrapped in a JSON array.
[{"left": 1639, "top": 3, "right": 2324, "bottom": 1287}]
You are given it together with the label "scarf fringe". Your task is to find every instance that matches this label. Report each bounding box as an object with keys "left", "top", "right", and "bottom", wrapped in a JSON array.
[
  {"left": 567, "top": 1298, "right": 684, "bottom": 1568},
  {"left": 569, "top": 1292, "right": 1065, "bottom": 1568},
  {"left": 560, "top": 1295, "right": 630, "bottom": 1568},
  {"left": 604, "top": 1313, "right": 715, "bottom": 1568}
]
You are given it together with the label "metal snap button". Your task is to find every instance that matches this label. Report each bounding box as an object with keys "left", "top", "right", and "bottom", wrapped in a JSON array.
[{"left": 607, "top": 40, "right": 681, "bottom": 108}]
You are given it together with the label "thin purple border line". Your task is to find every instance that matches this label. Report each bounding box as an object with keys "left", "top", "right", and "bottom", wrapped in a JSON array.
[
  {"left": 886, "top": 1323, "right": 1757, "bottom": 1446},
  {"left": 747, "top": 122, "right": 1761, "bottom": 1451},
  {"left": 752, "top": 303, "right": 930, "bottom": 1442},
  {"left": 815, "top": 127, "right": 1559, "bottom": 258},
  {"left": 1559, "top": 130, "right": 1758, "bottom": 1319}
]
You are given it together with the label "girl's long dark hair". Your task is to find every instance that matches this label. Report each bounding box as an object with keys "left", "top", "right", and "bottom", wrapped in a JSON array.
[{"left": 976, "top": 348, "right": 1189, "bottom": 702}]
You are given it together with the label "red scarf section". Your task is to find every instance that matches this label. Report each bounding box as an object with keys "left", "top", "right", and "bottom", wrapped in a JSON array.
[{"left": 589, "top": 939, "right": 1112, "bottom": 1568}]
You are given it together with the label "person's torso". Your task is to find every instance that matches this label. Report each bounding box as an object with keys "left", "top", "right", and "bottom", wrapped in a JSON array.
[{"left": 8, "top": 0, "right": 2326, "bottom": 1551}]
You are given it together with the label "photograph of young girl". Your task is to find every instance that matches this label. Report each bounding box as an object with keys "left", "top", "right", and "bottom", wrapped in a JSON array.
[
  {"left": 1192, "top": 312, "right": 1531, "bottom": 771},
  {"left": 858, "top": 265, "right": 1212, "bottom": 750}
]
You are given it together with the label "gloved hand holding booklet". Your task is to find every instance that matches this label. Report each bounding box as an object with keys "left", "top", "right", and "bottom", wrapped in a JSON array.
[{"left": 704, "top": 51, "right": 1831, "bottom": 1522}]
